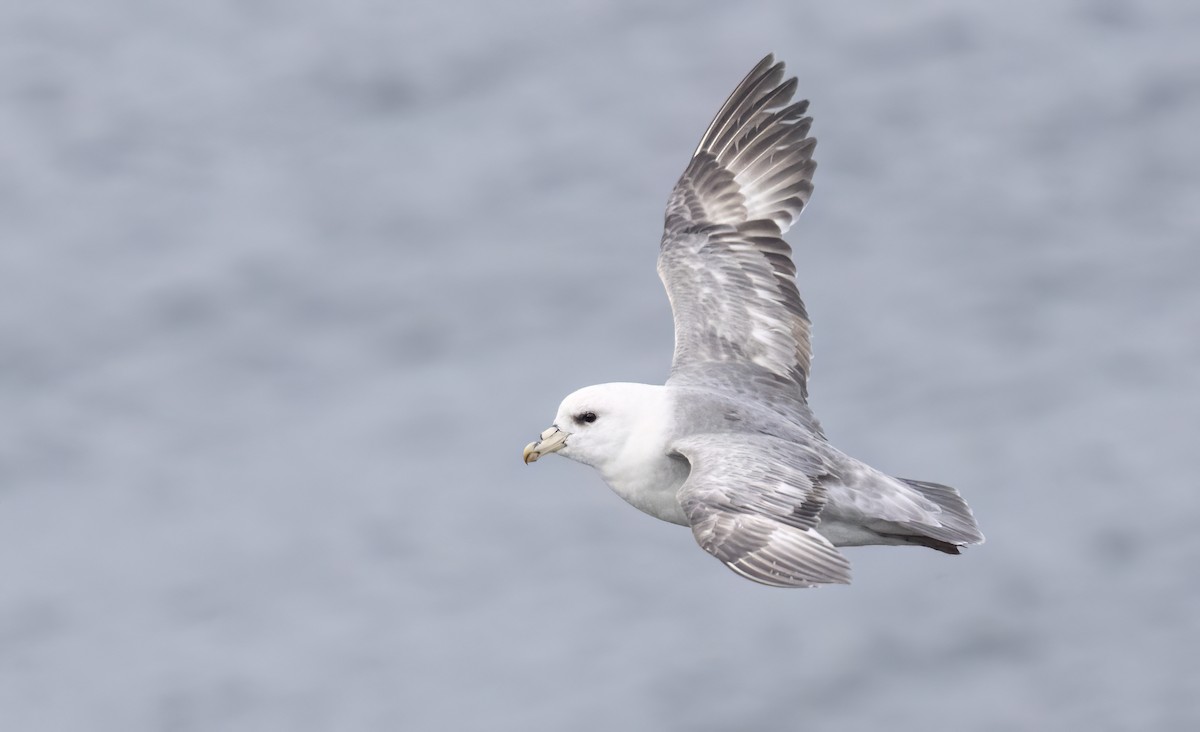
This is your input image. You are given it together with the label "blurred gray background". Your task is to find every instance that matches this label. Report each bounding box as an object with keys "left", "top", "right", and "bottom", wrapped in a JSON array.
[{"left": 2, "top": 0, "right": 1198, "bottom": 729}]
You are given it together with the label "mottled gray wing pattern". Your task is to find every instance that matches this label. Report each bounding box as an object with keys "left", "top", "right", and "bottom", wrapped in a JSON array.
[
  {"left": 672, "top": 434, "right": 851, "bottom": 588},
  {"left": 659, "top": 54, "right": 818, "bottom": 398}
]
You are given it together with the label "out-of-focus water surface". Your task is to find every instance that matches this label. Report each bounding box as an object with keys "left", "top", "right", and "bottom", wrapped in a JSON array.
[{"left": 2, "top": 1, "right": 1198, "bottom": 729}]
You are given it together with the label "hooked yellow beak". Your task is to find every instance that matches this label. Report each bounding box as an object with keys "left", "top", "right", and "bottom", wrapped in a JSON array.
[{"left": 523, "top": 426, "right": 568, "bottom": 464}]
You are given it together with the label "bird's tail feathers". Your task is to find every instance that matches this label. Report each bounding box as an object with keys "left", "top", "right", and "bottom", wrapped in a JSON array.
[{"left": 896, "top": 477, "right": 985, "bottom": 550}]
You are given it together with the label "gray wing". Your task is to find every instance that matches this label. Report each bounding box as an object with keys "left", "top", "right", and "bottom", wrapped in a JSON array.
[
  {"left": 659, "top": 54, "right": 818, "bottom": 398},
  {"left": 672, "top": 434, "right": 851, "bottom": 588}
]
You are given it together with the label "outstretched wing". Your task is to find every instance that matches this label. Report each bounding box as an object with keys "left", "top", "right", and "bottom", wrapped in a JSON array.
[
  {"left": 659, "top": 54, "right": 818, "bottom": 398},
  {"left": 672, "top": 434, "right": 851, "bottom": 588}
]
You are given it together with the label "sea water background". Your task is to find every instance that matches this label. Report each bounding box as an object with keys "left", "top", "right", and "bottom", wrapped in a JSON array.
[{"left": 2, "top": 1, "right": 1198, "bottom": 729}]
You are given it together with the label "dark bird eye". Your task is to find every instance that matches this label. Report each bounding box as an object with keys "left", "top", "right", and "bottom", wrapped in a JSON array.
[{"left": 578, "top": 411, "right": 597, "bottom": 424}]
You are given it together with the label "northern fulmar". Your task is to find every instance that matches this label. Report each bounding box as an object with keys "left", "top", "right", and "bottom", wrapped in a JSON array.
[{"left": 523, "top": 55, "right": 984, "bottom": 588}]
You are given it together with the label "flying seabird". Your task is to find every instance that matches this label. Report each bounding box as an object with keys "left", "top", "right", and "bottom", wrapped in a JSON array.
[{"left": 523, "top": 55, "right": 984, "bottom": 588}]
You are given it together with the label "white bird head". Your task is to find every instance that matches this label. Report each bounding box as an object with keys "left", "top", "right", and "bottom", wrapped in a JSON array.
[{"left": 523, "top": 383, "right": 666, "bottom": 469}]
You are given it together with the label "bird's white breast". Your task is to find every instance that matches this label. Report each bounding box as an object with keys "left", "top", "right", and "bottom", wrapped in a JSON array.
[
  {"left": 598, "top": 447, "right": 690, "bottom": 526},
  {"left": 594, "top": 389, "right": 691, "bottom": 526}
]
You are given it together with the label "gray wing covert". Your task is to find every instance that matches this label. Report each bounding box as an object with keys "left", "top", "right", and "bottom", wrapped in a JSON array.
[
  {"left": 659, "top": 55, "right": 819, "bottom": 398},
  {"left": 672, "top": 434, "right": 851, "bottom": 588}
]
